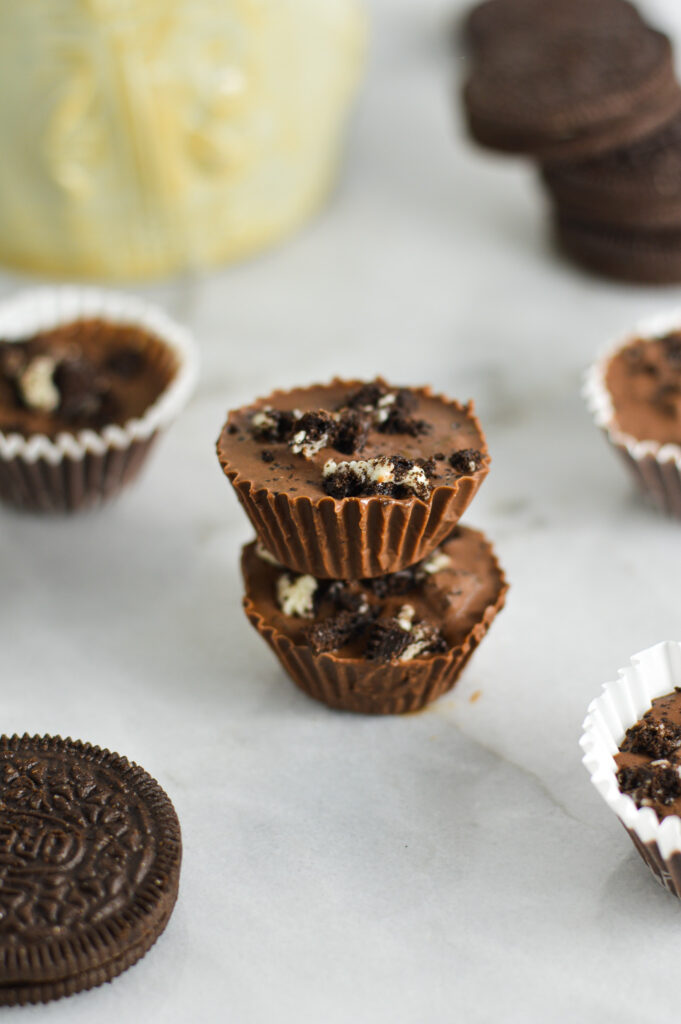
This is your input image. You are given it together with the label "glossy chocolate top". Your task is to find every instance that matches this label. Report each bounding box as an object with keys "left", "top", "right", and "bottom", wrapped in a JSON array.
[
  {"left": 241, "top": 525, "right": 506, "bottom": 663},
  {"left": 0, "top": 318, "right": 177, "bottom": 439},
  {"left": 218, "top": 379, "right": 488, "bottom": 502},
  {"left": 606, "top": 331, "right": 681, "bottom": 445}
]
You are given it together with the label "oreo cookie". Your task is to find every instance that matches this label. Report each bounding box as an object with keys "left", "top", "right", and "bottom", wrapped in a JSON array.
[
  {"left": 462, "top": 0, "right": 644, "bottom": 56},
  {"left": 0, "top": 734, "right": 182, "bottom": 1006},
  {"left": 463, "top": 20, "right": 681, "bottom": 162},
  {"left": 543, "top": 112, "right": 681, "bottom": 229},
  {"left": 555, "top": 213, "right": 681, "bottom": 284}
]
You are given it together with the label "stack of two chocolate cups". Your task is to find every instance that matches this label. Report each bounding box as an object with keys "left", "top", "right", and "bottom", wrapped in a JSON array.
[{"left": 216, "top": 379, "right": 508, "bottom": 715}]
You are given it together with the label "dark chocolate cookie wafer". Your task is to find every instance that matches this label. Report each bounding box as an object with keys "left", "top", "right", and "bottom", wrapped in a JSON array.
[
  {"left": 0, "top": 735, "right": 182, "bottom": 1006},
  {"left": 543, "top": 113, "right": 681, "bottom": 229},
  {"left": 555, "top": 214, "right": 681, "bottom": 284},
  {"left": 463, "top": 23, "right": 681, "bottom": 162},
  {"left": 462, "top": 0, "right": 643, "bottom": 56}
]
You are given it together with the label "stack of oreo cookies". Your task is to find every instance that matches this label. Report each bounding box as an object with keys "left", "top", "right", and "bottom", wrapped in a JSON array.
[{"left": 461, "top": 0, "right": 681, "bottom": 283}]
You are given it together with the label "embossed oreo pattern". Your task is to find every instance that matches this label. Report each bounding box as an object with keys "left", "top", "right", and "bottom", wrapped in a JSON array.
[{"left": 0, "top": 735, "right": 181, "bottom": 1006}]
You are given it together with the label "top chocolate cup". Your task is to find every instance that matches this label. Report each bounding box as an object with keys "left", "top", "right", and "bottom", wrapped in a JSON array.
[{"left": 216, "top": 378, "right": 489, "bottom": 579}]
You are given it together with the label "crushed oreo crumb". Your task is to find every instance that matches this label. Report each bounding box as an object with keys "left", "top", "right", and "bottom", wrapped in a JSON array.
[
  {"left": 305, "top": 608, "right": 377, "bottom": 654},
  {"left": 617, "top": 762, "right": 681, "bottom": 808},
  {"left": 250, "top": 406, "right": 297, "bottom": 443},
  {"left": 342, "top": 382, "right": 429, "bottom": 436},
  {"left": 247, "top": 382, "right": 435, "bottom": 461},
  {"left": 334, "top": 408, "right": 371, "bottom": 455},
  {"left": 54, "top": 356, "right": 119, "bottom": 426},
  {"left": 377, "top": 390, "right": 429, "bottom": 436},
  {"left": 322, "top": 455, "right": 431, "bottom": 500},
  {"left": 449, "top": 448, "right": 484, "bottom": 475},
  {"left": 288, "top": 410, "right": 338, "bottom": 459},
  {"left": 620, "top": 717, "right": 681, "bottom": 759},
  {"left": 1, "top": 341, "right": 120, "bottom": 427},
  {"left": 365, "top": 619, "right": 412, "bottom": 662},
  {"left": 250, "top": 404, "right": 373, "bottom": 457},
  {"left": 343, "top": 384, "right": 385, "bottom": 411},
  {"left": 261, "top": 449, "right": 275, "bottom": 463},
  {"left": 365, "top": 605, "right": 447, "bottom": 663},
  {"left": 104, "top": 347, "right": 145, "bottom": 378},
  {"left": 416, "top": 457, "right": 437, "bottom": 479}
]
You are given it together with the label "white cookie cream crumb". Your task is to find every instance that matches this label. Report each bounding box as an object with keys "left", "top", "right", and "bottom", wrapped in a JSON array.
[
  {"left": 400, "top": 624, "right": 436, "bottom": 662},
  {"left": 401, "top": 622, "right": 432, "bottom": 663},
  {"left": 251, "top": 407, "right": 278, "bottom": 433},
  {"left": 323, "top": 456, "right": 430, "bottom": 499},
  {"left": 255, "top": 541, "right": 282, "bottom": 567},
  {"left": 422, "top": 549, "right": 451, "bottom": 575},
  {"left": 393, "top": 603, "right": 442, "bottom": 661},
  {"left": 289, "top": 430, "right": 329, "bottom": 459},
  {"left": 18, "top": 356, "right": 59, "bottom": 413},
  {"left": 373, "top": 392, "right": 396, "bottom": 424},
  {"left": 276, "top": 573, "right": 318, "bottom": 618},
  {"left": 323, "top": 457, "right": 395, "bottom": 485},
  {"left": 396, "top": 604, "right": 415, "bottom": 631},
  {"left": 401, "top": 464, "right": 429, "bottom": 495}
]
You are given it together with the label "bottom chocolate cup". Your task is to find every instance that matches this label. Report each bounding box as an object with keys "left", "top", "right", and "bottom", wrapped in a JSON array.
[{"left": 241, "top": 525, "right": 508, "bottom": 716}]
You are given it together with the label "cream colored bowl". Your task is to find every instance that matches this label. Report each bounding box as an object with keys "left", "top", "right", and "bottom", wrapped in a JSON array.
[{"left": 0, "top": 0, "right": 366, "bottom": 280}]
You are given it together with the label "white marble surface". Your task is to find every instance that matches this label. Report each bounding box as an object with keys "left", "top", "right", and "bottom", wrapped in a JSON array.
[{"left": 3, "top": 1, "right": 681, "bottom": 1020}]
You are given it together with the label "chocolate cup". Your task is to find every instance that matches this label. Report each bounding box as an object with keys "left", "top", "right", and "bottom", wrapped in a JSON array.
[
  {"left": 0, "top": 435, "right": 158, "bottom": 513},
  {"left": 241, "top": 541, "right": 508, "bottom": 716},
  {"left": 0, "top": 287, "right": 197, "bottom": 515},
  {"left": 217, "top": 382, "right": 489, "bottom": 579}
]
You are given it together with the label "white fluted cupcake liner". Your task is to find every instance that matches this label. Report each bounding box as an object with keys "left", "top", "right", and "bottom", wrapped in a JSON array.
[
  {"left": 584, "top": 310, "right": 681, "bottom": 517},
  {"left": 581, "top": 640, "right": 681, "bottom": 896},
  {"left": 0, "top": 287, "right": 198, "bottom": 512}
]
